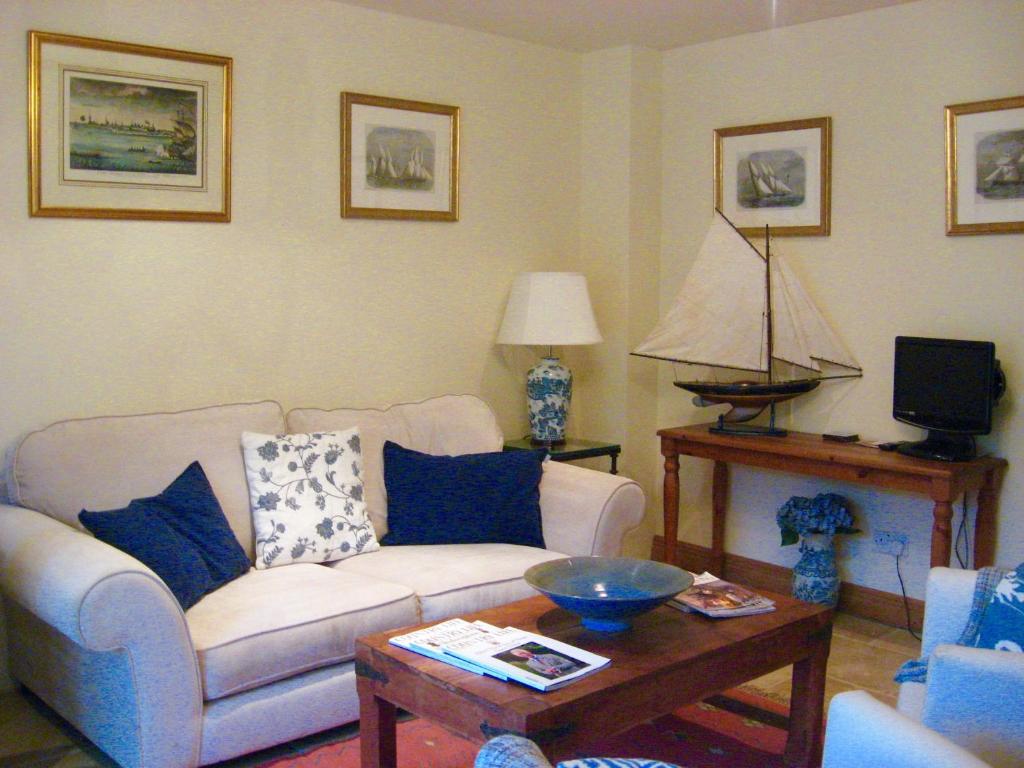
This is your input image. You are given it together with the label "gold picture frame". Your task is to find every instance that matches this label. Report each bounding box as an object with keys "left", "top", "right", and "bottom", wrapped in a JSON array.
[
  {"left": 29, "top": 31, "right": 231, "bottom": 222},
  {"left": 946, "top": 95, "right": 1024, "bottom": 235},
  {"left": 341, "top": 92, "right": 459, "bottom": 221},
  {"left": 714, "top": 116, "right": 831, "bottom": 237}
]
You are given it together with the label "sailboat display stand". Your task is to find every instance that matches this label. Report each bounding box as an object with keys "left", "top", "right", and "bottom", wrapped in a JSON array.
[
  {"left": 633, "top": 210, "right": 862, "bottom": 436},
  {"left": 711, "top": 402, "right": 786, "bottom": 437}
]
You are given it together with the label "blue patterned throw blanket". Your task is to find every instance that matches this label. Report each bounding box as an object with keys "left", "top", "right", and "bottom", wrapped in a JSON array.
[{"left": 894, "top": 566, "right": 1008, "bottom": 684}]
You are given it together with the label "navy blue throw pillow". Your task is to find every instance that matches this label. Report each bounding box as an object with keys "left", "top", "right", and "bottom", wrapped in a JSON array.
[
  {"left": 137, "top": 461, "right": 251, "bottom": 585},
  {"left": 79, "top": 502, "right": 214, "bottom": 610},
  {"left": 380, "top": 441, "right": 546, "bottom": 548},
  {"left": 79, "top": 462, "right": 250, "bottom": 609}
]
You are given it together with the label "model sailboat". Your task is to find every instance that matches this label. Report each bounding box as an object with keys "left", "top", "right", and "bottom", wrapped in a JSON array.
[{"left": 633, "top": 210, "right": 862, "bottom": 435}]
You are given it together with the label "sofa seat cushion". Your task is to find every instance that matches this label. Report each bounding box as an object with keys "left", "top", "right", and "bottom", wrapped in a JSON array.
[
  {"left": 897, "top": 679, "right": 925, "bottom": 720},
  {"left": 332, "top": 544, "right": 567, "bottom": 622},
  {"left": 186, "top": 563, "right": 417, "bottom": 700}
]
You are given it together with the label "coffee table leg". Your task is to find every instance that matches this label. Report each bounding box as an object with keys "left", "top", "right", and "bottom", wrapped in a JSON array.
[
  {"left": 359, "top": 689, "right": 397, "bottom": 768},
  {"left": 784, "top": 637, "right": 829, "bottom": 768}
]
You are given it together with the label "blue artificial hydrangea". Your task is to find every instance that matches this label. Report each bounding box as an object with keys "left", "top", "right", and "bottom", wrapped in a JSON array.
[{"left": 776, "top": 492, "right": 858, "bottom": 545}]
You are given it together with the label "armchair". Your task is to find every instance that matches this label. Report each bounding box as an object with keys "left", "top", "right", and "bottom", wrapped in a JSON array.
[
  {"left": 822, "top": 567, "right": 1023, "bottom": 768},
  {"left": 823, "top": 690, "right": 993, "bottom": 768}
]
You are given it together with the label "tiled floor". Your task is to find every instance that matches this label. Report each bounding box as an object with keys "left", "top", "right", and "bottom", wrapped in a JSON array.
[
  {"left": 0, "top": 611, "right": 919, "bottom": 767},
  {"left": 749, "top": 611, "right": 920, "bottom": 709}
]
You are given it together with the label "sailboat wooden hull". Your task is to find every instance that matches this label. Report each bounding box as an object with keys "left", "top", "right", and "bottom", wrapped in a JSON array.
[{"left": 674, "top": 378, "right": 821, "bottom": 408}]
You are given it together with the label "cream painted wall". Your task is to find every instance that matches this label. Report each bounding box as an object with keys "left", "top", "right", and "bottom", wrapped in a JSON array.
[
  {"left": 577, "top": 46, "right": 662, "bottom": 557},
  {"left": 0, "top": 0, "right": 582, "bottom": 687},
  {"left": 0, "top": 0, "right": 583, "bottom": 445},
  {"left": 655, "top": 0, "right": 1024, "bottom": 599}
]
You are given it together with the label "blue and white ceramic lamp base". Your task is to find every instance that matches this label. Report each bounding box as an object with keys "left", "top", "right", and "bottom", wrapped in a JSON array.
[{"left": 527, "top": 356, "right": 572, "bottom": 443}]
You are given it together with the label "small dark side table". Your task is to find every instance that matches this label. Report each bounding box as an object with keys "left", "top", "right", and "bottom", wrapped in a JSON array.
[{"left": 504, "top": 436, "right": 621, "bottom": 474}]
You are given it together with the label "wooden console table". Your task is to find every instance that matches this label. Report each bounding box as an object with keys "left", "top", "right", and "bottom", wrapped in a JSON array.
[{"left": 659, "top": 424, "right": 1006, "bottom": 574}]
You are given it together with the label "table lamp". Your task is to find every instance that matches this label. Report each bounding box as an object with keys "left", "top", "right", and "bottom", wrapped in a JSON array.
[{"left": 497, "top": 272, "right": 602, "bottom": 444}]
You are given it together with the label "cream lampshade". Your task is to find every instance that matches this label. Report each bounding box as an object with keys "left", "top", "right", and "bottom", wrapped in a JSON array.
[{"left": 497, "top": 272, "right": 602, "bottom": 443}]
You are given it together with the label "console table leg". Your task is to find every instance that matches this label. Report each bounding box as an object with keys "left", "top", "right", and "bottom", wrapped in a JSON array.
[
  {"left": 662, "top": 448, "right": 680, "bottom": 565},
  {"left": 930, "top": 500, "right": 954, "bottom": 568},
  {"left": 974, "top": 470, "right": 999, "bottom": 567},
  {"left": 711, "top": 461, "right": 728, "bottom": 576},
  {"left": 359, "top": 690, "right": 397, "bottom": 768}
]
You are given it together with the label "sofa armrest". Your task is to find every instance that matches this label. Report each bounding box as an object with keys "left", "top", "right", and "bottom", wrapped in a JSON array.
[
  {"left": 823, "top": 691, "right": 991, "bottom": 768},
  {"left": 0, "top": 504, "right": 203, "bottom": 768},
  {"left": 538, "top": 462, "right": 644, "bottom": 557},
  {"left": 922, "top": 644, "right": 1024, "bottom": 767},
  {"left": 921, "top": 567, "right": 979, "bottom": 656}
]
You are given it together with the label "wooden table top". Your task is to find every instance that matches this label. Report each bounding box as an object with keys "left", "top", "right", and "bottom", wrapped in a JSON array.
[
  {"left": 357, "top": 593, "right": 832, "bottom": 721},
  {"left": 658, "top": 424, "right": 1006, "bottom": 480}
]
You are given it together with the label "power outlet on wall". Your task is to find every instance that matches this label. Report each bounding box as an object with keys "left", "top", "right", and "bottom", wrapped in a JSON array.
[{"left": 873, "top": 530, "right": 909, "bottom": 557}]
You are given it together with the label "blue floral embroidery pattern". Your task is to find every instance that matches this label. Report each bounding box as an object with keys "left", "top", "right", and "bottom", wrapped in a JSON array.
[
  {"left": 975, "top": 562, "right": 1024, "bottom": 653},
  {"left": 244, "top": 427, "right": 379, "bottom": 568}
]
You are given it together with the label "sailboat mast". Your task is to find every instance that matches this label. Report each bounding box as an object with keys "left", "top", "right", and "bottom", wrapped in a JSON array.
[{"left": 764, "top": 224, "right": 774, "bottom": 384}]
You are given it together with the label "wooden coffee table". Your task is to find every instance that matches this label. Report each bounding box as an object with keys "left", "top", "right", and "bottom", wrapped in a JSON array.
[{"left": 356, "top": 593, "right": 832, "bottom": 768}]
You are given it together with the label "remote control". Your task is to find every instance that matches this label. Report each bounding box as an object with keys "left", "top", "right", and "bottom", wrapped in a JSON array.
[{"left": 877, "top": 441, "right": 904, "bottom": 451}]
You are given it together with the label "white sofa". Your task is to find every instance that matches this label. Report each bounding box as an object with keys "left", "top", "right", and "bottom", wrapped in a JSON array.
[{"left": 0, "top": 395, "right": 645, "bottom": 768}]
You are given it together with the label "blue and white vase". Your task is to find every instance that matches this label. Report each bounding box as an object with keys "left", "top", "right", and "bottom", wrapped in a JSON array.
[
  {"left": 792, "top": 532, "right": 839, "bottom": 607},
  {"left": 526, "top": 356, "right": 572, "bottom": 443}
]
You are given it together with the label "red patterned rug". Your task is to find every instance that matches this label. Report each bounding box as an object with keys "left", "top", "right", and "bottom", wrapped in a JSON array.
[{"left": 261, "top": 687, "right": 792, "bottom": 768}]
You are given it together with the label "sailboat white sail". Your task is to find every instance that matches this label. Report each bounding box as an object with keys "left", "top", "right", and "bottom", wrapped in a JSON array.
[
  {"left": 984, "top": 154, "right": 1022, "bottom": 184},
  {"left": 635, "top": 212, "right": 769, "bottom": 372},
  {"left": 633, "top": 210, "right": 861, "bottom": 431}
]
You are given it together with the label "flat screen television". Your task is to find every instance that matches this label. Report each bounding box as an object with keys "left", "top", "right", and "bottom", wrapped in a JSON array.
[{"left": 893, "top": 336, "right": 1003, "bottom": 462}]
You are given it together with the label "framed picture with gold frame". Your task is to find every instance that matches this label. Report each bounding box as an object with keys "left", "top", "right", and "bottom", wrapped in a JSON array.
[
  {"left": 341, "top": 92, "right": 459, "bottom": 221},
  {"left": 946, "top": 95, "right": 1024, "bottom": 235},
  {"left": 28, "top": 31, "right": 231, "bottom": 222},
  {"left": 714, "top": 116, "right": 831, "bottom": 237}
]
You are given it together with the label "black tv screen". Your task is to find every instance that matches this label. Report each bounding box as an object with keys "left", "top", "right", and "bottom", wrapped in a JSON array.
[{"left": 893, "top": 336, "right": 996, "bottom": 435}]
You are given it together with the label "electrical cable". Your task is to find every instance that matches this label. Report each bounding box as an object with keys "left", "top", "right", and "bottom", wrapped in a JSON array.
[
  {"left": 895, "top": 551, "right": 921, "bottom": 641},
  {"left": 954, "top": 494, "right": 971, "bottom": 569}
]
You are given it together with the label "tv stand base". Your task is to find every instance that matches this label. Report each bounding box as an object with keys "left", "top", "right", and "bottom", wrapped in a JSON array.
[{"left": 897, "top": 431, "right": 976, "bottom": 462}]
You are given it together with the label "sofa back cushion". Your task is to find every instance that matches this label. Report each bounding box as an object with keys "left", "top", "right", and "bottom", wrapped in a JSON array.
[
  {"left": 286, "top": 394, "right": 504, "bottom": 537},
  {"left": 11, "top": 401, "right": 285, "bottom": 559}
]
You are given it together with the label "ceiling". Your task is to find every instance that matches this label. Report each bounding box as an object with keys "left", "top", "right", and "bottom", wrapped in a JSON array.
[{"left": 335, "top": 0, "right": 919, "bottom": 52}]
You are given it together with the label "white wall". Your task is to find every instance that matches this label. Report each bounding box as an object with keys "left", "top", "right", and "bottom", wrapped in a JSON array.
[
  {"left": 0, "top": 0, "right": 583, "bottom": 448},
  {"left": 577, "top": 46, "right": 662, "bottom": 555},
  {"left": 656, "top": 0, "right": 1024, "bottom": 598}
]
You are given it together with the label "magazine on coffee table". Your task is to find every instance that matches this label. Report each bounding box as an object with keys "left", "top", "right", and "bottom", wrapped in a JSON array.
[
  {"left": 441, "top": 625, "right": 610, "bottom": 692},
  {"left": 389, "top": 618, "right": 512, "bottom": 679},
  {"left": 669, "top": 572, "right": 776, "bottom": 617}
]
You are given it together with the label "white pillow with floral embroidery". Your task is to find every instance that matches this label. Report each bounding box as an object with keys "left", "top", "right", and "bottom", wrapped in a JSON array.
[{"left": 241, "top": 428, "right": 380, "bottom": 569}]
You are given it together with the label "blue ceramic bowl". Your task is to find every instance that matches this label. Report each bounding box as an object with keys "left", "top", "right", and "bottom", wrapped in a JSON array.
[{"left": 524, "top": 556, "right": 693, "bottom": 632}]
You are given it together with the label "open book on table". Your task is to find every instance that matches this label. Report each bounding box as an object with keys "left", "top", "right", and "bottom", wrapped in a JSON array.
[
  {"left": 669, "top": 572, "right": 776, "bottom": 617},
  {"left": 389, "top": 618, "right": 610, "bottom": 691}
]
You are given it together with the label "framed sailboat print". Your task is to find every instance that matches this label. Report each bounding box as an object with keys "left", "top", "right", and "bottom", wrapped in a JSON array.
[
  {"left": 29, "top": 31, "right": 232, "bottom": 221},
  {"left": 341, "top": 92, "right": 459, "bottom": 221},
  {"left": 946, "top": 95, "right": 1024, "bottom": 235},
  {"left": 714, "top": 117, "right": 831, "bottom": 237}
]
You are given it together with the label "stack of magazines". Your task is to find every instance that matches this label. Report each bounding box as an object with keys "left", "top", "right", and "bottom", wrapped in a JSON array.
[
  {"left": 669, "top": 572, "right": 776, "bottom": 617},
  {"left": 389, "top": 618, "right": 610, "bottom": 691}
]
